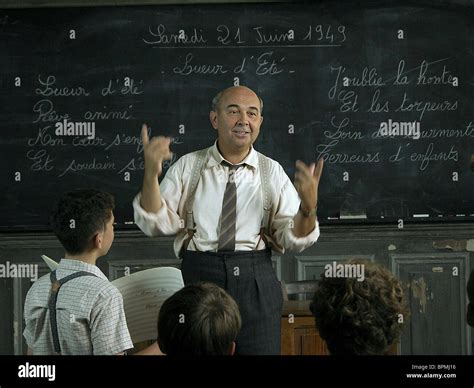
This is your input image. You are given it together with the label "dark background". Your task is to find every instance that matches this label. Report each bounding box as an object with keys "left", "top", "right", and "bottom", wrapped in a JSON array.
[{"left": 0, "top": 1, "right": 473, "bottom": 231}]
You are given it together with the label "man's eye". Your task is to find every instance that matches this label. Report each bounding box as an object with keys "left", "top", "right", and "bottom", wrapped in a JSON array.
[
  {"left": 230, "top": 110, "right": 238, "bottom": 114},
  {"left": 249, "top": 112, "right": 256, "bottom": 116}
]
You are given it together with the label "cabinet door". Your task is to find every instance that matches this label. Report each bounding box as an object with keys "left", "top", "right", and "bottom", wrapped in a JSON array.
[
  {"left": 281, "top": 317, "right": 329, "bottom": 355},
  {"left": 391, "top": 253, "right": 471, "bottom": 355}
]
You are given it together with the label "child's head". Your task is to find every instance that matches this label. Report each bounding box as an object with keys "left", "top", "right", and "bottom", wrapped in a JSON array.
[
  {"left": 310, "top": 259, "right": 407, "bottom": 355},
  {"left": 50, "top": 189, "right": 115, "bottom": 257},
  {"left": 157, "top": 282, "right": 241, "bottom": 356}
]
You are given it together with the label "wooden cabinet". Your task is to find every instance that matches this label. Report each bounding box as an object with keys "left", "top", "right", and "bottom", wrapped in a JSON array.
[
  {"left": 281, "top": 315, "right": 329, "bottom": 355},
  {"left": 391, "top": 253, "right": 471, "bottom": 355},
  {"left": 281, "top": 301, "right": 329, "bottom": 355}
]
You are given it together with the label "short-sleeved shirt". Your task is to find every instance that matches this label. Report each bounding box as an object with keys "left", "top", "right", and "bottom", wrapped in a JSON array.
[{"left": 23, "top": 259, "right": 133, "bottom": 355}]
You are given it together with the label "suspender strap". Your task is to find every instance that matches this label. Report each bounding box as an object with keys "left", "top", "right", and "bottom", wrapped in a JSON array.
[
  {"left": 181, "top": 148, "right": 209, "bottom": 254},
  {"left": 257, "top": 152, "right": 272, "bottom": 245},
  {"left": 49, "top": 270, "right": 97, "bottom": 354},
  {"left": 180, "top": 148, "right": 274, "bottom": 254}
]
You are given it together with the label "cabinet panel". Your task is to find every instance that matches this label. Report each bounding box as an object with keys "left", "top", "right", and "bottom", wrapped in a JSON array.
[
  {"left": 295, "top": 254, "right": 376, "bottom": 281},
  {"left": 281, "top": 316, "right": 329, "bottom": 355},
  {"left": 391, "top": 253, "right": 471, "bottom": 355}
]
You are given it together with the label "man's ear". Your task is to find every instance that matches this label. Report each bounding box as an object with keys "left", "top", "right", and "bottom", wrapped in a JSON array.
[
  {"left": 209, "top": 110, "right": 218, "bottom": 130},
  {"left": 229, "top": 341, "right": 236, "bottom": 356},
  {"left": 260, "top": 115, "right": 263, "bottom": 125}
]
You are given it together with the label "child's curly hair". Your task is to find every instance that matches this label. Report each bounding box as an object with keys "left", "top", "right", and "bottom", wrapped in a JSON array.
[{"left": 310, "top": 259, "right": 408, "bottom": 355}]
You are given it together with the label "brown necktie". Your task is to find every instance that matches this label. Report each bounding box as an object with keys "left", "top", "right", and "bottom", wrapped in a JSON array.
[{"left": 217, "top": 163, "right": 240, "bottom": 251}]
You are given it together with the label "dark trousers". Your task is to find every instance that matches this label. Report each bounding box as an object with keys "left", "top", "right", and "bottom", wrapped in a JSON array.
[{"left": 180, "top": 248, "right": 283, "bottom": 355}]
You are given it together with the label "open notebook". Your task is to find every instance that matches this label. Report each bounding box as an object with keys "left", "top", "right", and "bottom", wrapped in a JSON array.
[{"left": 41, "top": 255, "right": 184, "bottom": 344}]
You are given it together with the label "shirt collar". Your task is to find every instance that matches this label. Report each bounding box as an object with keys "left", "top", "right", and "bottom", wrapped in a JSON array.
[
  {"left": 207, "top": 140, "right": 259, "bottom": 170},
  {"left": 58, "top": 258, "right": 108, "bottom": 281}
]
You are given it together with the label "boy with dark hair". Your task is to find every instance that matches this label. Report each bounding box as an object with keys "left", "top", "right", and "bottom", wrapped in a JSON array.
[
  {"left": 157, "top": 282, "right": 241, "bottom": 356},
  {"left": 310, "top": 259, "right": 407, "bottom": 355},
  {"left": 24, "top": 189, "right": 159, "bottom": 355}
]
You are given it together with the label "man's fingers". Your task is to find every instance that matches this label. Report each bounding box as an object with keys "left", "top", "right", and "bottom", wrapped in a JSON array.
[
  {"left": 147, "top": 136, "right": 172, "bottom": 160},
  {"left": 295, "top": 160, "right": 307, "bottom": 170},
  {"left": 163, "top": 151, "right": 174, "bottom": 161},
  {"left": 141, "top": 124, "right": 149, "bottom": 147},
  {"left": 313, "top": 159, "right": 324, "bottom": 180},
  {"left": 294, "top": 179, "right": 301, "bottom": 192},
  {"left": 148, "top": 136, "right": 170, "bottom": 148},
  {"left": 295, "top": 160, "right": 312, "bottom": 178}
]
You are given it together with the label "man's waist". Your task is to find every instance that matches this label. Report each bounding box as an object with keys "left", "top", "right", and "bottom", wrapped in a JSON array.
[{"left": 181, "top": 247, "right": 272, "bottom": 262}]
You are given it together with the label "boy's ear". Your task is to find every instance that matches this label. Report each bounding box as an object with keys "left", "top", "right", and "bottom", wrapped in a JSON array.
[{"left": 93, "top": 232, "right": 103, "bottom": 249}]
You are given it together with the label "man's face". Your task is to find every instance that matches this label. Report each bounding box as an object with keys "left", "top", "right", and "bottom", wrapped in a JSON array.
[{"left": 209, "top": 87, "right": 263, "bottom": 152}]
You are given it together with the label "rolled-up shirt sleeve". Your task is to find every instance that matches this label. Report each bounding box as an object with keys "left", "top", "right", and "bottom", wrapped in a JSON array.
[
  {"left": 270, "top": 166, "right": 320, "bottom": 253},
  {"left": 133, "top": 159, "right": 184, "bottom": 237}
]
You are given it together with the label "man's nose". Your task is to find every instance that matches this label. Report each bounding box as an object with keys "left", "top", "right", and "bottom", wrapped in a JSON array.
[{"left": 237, "top": 112, "right": 250, "bottom": 125}]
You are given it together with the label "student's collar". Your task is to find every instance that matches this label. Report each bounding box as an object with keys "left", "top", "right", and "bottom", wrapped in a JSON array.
[
  {"left": 58, "top": 258, "right": 108, "bottom": 281},
  {"left": 207, "top": 140, "right": 258, "bottom": 170}
]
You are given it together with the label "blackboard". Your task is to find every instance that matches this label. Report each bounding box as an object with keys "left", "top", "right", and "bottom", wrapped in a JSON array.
[{"left": 0, "top": 1, "right": 473, "bottom": 231}]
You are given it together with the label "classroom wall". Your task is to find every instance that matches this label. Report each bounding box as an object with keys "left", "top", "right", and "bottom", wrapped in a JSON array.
[{"left": 1, "top": 223, "right": 473, "bottom": 355}]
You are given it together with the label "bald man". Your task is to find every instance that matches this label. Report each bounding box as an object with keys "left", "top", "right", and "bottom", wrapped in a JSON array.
[{"left": 134, "top": 86, "right": 323, "bottom": 354}]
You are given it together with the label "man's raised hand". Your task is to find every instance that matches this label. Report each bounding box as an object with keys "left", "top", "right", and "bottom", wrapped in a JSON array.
[
  {"left": 141, "top": 124, "right": 173, "bottom": 177},
  {"left": 294, "top": 159, "right": 324, "bottom": 212}
]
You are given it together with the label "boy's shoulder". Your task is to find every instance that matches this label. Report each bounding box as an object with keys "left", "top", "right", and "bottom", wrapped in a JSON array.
[{"left": 26, "top": 270, "right": 120, "bottom": 305}]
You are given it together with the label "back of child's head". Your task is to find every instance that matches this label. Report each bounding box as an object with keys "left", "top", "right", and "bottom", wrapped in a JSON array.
[
  {"left": 157, "top": 282, "right": 241, "bottom": 356},
  {"left": 310, "top": 259, "right": 407, "bottom": 355},
  {"left": 50, "top": 189, "right": 114, "bottom": 255}
]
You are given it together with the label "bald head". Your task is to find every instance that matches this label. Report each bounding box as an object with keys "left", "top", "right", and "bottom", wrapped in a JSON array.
[{"left": 211, "top": 86, "right": 263, "bottom": 114}]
